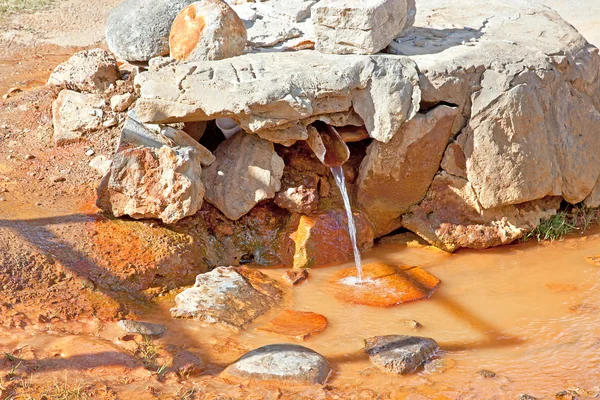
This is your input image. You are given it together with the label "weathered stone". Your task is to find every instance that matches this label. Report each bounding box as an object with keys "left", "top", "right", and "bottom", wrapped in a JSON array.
[
  {"left": 357, "top": 105, "right": 459, "bottom": 236},
  {"left": 134, "top": 51, "right": 420, "bottom": 143},
  {"left": 275, "top": 185, "right": 318, "bottom": 214},
  {"left": 47, "top": 48, "right": 120, "bottom": 93},
  {"left": 97, "top": 111, "right": 214, "bottom": 224},
  {"left": 477, "top": 369, "right": 497, "bottom": 378},
  {"left": 110, "top": 92, "right": 136, "bottom": 112},
  {"left": 172, "top": 350, "right": 206, "bottom": 376},
  {"left": 106, "top": 0, "right": 197, "bottom": 62},
  {"left": 282, "top": 269, "right": 309, "bottom": 286},
  {"left": 330, "top": 263, "right": 440, "bottom": 307},
  {"left": 52, "top": 89, "right": 105, "bottom": 145},
  {"left": 202, "top": 132, "right": 284, "bottom": 220},
  {"left": 584, "top": 179, "right": 600, "bottom": 208},
  {"left": 255, "top": 124, "right": 308, "bottom": 147},
  {"left": 390, "top": 0, "right": 600, "bottom": 210},
  {"left": 118, "top": 320, "right": 167, "bottom": 337},
  {"left": 183, "top": 121, "right": 207, "bottom": 141},
  {"left": 222, "top": 344, "right": 331, "bottom": 385},
  {"left": 257, "top": 309, "right": 327, "bottom": 341},
  {"left": 311, "top": 0, "right": 416, "bottom": 54},
  {"left": 251, "top": 0, "right": 317, "bottom": 23},
  {"left": 89, "top": 155, "right": 112, "bottom": 175},
  {"left": 440, "top": 140, "right": 467, "bottom": 179},
  {"left": 364, "top": 335, "right": 439, "bottom": 374},
  {"left": 247, "top": 19, "right": 302, "bottom": 48},
  {"left": 291, "top": 210, "right": 374, "bottom": 269},
  {"left": 423, "top": 357, "right": 455, "bottom": 373},
  {"left": 169, "top": 0, "right": 247, "bottom": 62},
  {"left": 170, "top": 267, "right": 283, "bottom": 331},
  {"left": 402, "top": 172, "right": 562, "bottom": 251}
]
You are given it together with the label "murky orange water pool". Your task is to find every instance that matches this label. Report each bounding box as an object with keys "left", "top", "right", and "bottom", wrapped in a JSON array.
[
  {"left": 94, "top": 230, "right": 600, "bottom": 398},
  {"left": 3, "top": 206, "right": 600, "bottom": 398}
]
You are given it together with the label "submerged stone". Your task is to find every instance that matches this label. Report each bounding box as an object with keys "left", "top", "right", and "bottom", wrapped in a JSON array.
[
  {"left": 585, "top": 255, "right": 600, "bottom": 266},
  {"left": 282, "top": 269, "right": 309, "bottom": 286},
  {"left": 364, "top": 335, "right": 439, "bottom": 374},
  {"left": 170, "top": 267, "right": 283, "bottom": 331},
  {"left": 118, "top": 320, "right": 167, "bottom": 337},
  {"left": 257, "top": 309, "right": 327, "bottom": 341},
  {"left": 330, "top": 262, "right": 440, "bottom": 307},
  {"left": 222, "top": 344, "right": 332, "bottom": 385}
]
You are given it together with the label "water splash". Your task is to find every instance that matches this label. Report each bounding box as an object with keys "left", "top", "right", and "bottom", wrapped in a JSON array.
[{"left": 330, "top": 165, "right": 364, "bottom": 282}]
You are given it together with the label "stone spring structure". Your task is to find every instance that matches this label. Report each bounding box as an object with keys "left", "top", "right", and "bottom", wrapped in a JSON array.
[{"left": 95, "top": 0, "right": 600, "bottom": 267}]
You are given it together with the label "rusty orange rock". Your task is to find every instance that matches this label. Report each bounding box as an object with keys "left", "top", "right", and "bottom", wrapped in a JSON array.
[
  {"left": 290, "top": 210, "right": 374, "bottom": 269},
  {"left": 257, "top": 309, "right": 328, "bottom": 341},
  {"left": 330, "top": 263, "right": 440, "bottom": 307},
  {"left": 169, "top": 0, "right": 247, "bottom": 62}
]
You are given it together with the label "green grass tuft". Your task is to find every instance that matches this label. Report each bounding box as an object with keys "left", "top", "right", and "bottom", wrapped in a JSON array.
[
  {"left": 0, "top": 0, "right": 55, "bottom": 17},
  {"left": 524, "top": 204, "right": 600, "bottom": 242}
]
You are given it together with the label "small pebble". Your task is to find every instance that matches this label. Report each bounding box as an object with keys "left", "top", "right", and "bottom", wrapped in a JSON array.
[
  {"left": 282, "top": 269, "right": 309, "bottom": 286},
  {"left": 23, "top": 154, "right": 35, "bottom": 160},
  {"left": 477, "top": 369, "right": 497, "bottom": 378},
  {"left": 52, "top": 177, "right": 66, "bottom": 183},
  {"left": 518, "top": 395, "right": 538, "bottom": 400},
  {"left": 85, "top": 148, "right": 95, "bottom": 156},
  {"left": 399, "top": 319, "right": 422, "bottom": 330}
]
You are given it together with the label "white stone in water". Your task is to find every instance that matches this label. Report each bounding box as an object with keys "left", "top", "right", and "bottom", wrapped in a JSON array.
[{"left": 311, "top": 0, "right": 416, "bottom": 54}]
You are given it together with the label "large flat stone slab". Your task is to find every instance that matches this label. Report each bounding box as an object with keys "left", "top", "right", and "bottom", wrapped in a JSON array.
[{"left": 134, "top": 51, "right": 420, "bottom": 143}]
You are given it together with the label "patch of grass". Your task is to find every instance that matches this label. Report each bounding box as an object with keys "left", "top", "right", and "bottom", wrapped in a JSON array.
[
  {"left": 524, "top": 204, "right": 600, "bottom": 242},
  {"left": 136, "top": 336, "right": 158, "bottom": 368},
  {"left": 43, "top": 380, "right": 91, "bottom": 400},
  {"left": 0, "top": 0, "right": 55, "bottom": 17}
]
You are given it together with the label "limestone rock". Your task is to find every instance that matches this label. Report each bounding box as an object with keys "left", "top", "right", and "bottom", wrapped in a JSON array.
[
  {"left": 291, "top": 210, "right": 374, "bottom": 269},
  {"left": 275, "top": 184, "right": 318, "bottom": 214},
  {"left": 247, "top": 19, "right": 301, "bottom": 48},
  {"left": 255, "top": 124, "right": 308, "bottom": 147},
  {"left": 251, "top": 0, "right": 317, "bottom": 23},
  {"left": 52, "top": 89, "right": 105, "bottom": 145},
  {"left": 311, "top": 0, "right": 416, "bottom": 54},
  {"left": 170, "top": 266, "right": 283, "bottom": 330},
  {"left": 89, "top": 155, "right": 112, "bottom": 175},
  {"left": 110, "top": 92, "right": 136, "bottom": 112},
  {"left": 47, "top": 48, "right": 120, "bottom": 93},
  {"left": 169, "top": 0, "right": 247, "bottom": 62},
  {"left": 357, "top": 105, "right": 459, "bottom": 236},
  {"left": 134, "top": 51, "right": 420, "bottom": 143},
  {"left": 118, "top": 320, "right": 167, "bottom": 337},
  {"left": 390, "top": 0, "right": 600, "bottom": 209},
  {"left": 97, "top": 111, "right": 214, "bottom": 224},
  {"left": 364, "top": 335, "right": 439, "bottom": 374},
  {"left": 202, "top": 132, "right": 284, "bottom": 220},
  {"left": 106, "top": 0, "right": 196, "bottom": 62},
  {"left": 222, "top": 344, "right": 332, "bottom": 385},
  {"left": 402, "top": 173, "right": 562, "bottom": 252}
]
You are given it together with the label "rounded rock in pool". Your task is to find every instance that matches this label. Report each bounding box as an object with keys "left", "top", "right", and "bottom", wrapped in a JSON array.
[{"left": 222, "top": 344, "right": 332, "bottom": 385}]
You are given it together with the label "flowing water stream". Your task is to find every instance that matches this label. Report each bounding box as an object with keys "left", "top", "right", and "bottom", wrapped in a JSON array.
[{"left": 330, "top": 165, "right": 364, "bottom": 282}]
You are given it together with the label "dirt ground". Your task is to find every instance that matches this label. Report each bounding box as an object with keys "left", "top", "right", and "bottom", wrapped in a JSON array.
[{"left": 0, "top": 0, "right": 599, "bottom": 398}]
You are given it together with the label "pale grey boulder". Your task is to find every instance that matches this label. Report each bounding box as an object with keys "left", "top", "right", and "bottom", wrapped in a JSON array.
[
  {"left": 106, "top": 0, "right": 196, "bottom": 62},
  {"left": 223, "top": 344, "right": 332, "bottom": 385},
  {"left": 202, "top": 132, "right": 285, "bottom": 220},
  {"left": 52, "top": 90, "right": 106, "bottom": 145}
]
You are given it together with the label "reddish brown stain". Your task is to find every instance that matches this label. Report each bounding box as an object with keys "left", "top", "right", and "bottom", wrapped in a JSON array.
[{"left": 169, "top": 5, "right": 206, "bottom": 61}]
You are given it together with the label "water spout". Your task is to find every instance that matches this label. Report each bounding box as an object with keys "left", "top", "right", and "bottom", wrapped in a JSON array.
[{"left": 331, "top": 165, "right": 364, "bottom": 282}]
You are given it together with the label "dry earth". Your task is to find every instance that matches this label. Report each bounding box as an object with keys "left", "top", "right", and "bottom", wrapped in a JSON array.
[{"left": 0, "top": 0, "right": 598, "bottom": 398}]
